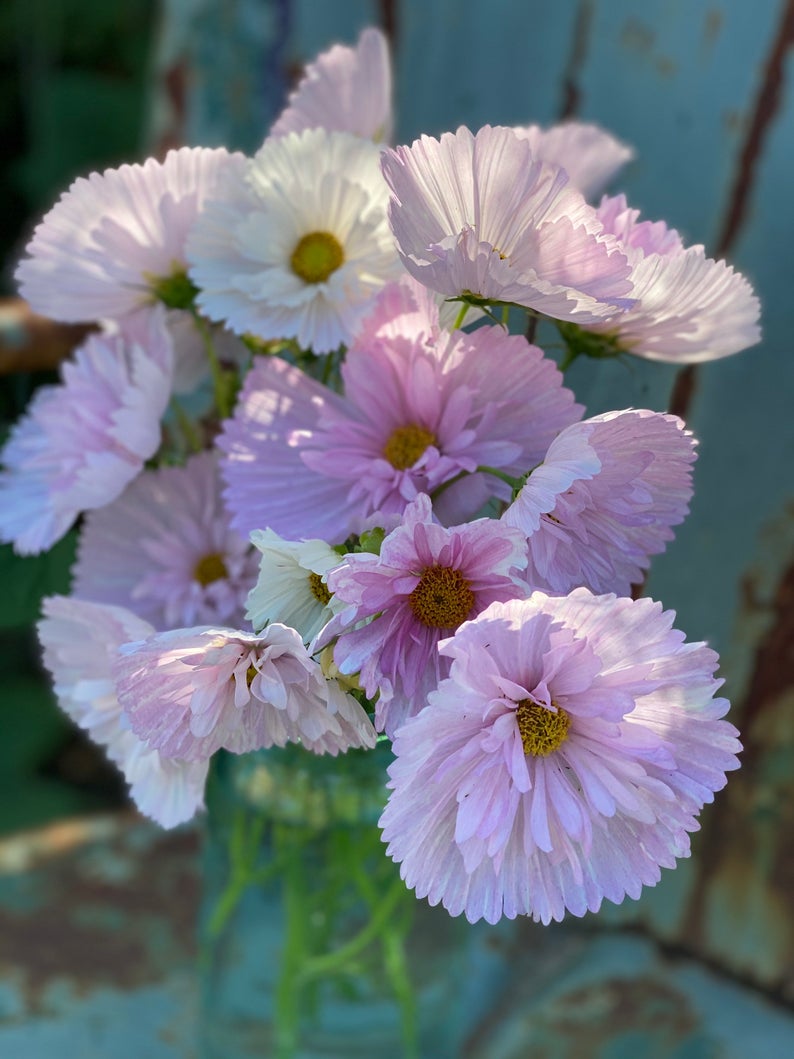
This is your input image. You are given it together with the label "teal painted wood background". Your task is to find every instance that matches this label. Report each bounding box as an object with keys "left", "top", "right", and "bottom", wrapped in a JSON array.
[
  {"left": 145, "top": 0, "right": 794, "bottom": 1048},
  {"left": 2, "top": 2, "right": 792, "bottom": 1055}
]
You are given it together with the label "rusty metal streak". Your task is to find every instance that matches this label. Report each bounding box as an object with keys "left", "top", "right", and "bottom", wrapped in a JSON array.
[
  {"left": 668, "top": 363, "right": 698, "bottom": 420},
  {"left": 670, "top": 0, "right": 794, "bottom": 421},
  {"left": 715, "top": 0, "right": 794, "bottom": 257},
  {"left": 559, "top": 0, "right": 595, "bottom": 119},
  {"left": 379, "top": 0, "right": 398, "bottom": 48},
  {"left": 739, "top": 555, "right": 794, "bottom": 737}
]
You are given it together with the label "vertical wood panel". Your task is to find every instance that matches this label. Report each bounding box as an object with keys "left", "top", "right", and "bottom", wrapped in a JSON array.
[
  {"left": 395, "top": 0, "right": 581, "bottom": 137},
  {"left": 154, "top": 0, "right": 794, "bottom": 1026}
]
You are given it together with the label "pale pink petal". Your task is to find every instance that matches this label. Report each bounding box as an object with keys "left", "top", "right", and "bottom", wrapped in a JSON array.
[
  {"left": 504, "top": 409, "right": 696, "bottom": 596},
  {"left": 16, "top": 147, "right": 245, "bottom": 322},
  {"left": 515, "top": 122, "right": 634, "bottom": 200},
  {"left": 270, "top": 27, "right": 392, "bottom": 142},
  {"left": 73, "top": 452, "right": 258, "bottom": 630},
  {"left": 37, "top": 596, "right": 207, "bottom": 829},
  {"left": 592, "top": 245, "right": 762, "bottom": 363},
  {"left": 382, "top": 125, "right": 634, "bottom": 323},
  {"left": 318, "top": 494, "right": 528, "bottom": 734},
  {"left": 591, "top": 195, "right": 761, "bottom": 362},
  {"left": 217, "top": 355, "right": 359, "bottom": 543},
  {"left": 0, "top": 308, "right": 173, "bottom": 554},
  {"left": 114, "top": 624, "right": 376, "bottom": 761},
  {"left": 380, "top": 592, "right": 740, "bottom": 924}
]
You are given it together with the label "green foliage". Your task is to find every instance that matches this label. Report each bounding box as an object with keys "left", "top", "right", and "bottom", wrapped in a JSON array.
[
  {"left": 0, "top": 532, "right": 76, "bottom": 629},
  {"left": 0, "top": 0, "right": 155, "bottom": 274},
  {"left": 0, "top": 629, "right": 107, "bottom": 833},
  {"left": 12, "top": 69, "right": 150, "bottom": 209}
]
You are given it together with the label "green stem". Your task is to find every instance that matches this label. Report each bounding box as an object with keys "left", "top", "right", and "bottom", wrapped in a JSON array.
[
  {"left": 321, "top": 350, "right": 335, "bottom": 385},
  {"left": 558, "top": 346, "right": 579, "bottom": 372},
  {"left": 432, "top": 463, "right": 525, "bottom": 504},
  {"left": 191, "top": 309, "right": 234, "bottom": 419},
  {"left": 169, "top": 396, "right": 203, "bottom": 454},
  {"left": 348, "top": 852, "right": 418, "bottom": 1056},
  {"left": 429, "top": 468, "right": 469, "bottom": 502},
  {"left": 383, "top": 923, "right": 418, "bottom": 1059},
  {"left": 274, "top": 825, "right": 308, "bottom": 1059},
  {"left": 206, "top": 810, "right": 268, "bottom": 939},
  {"left": 476, "top": 464, "right": 524, "bottom": 491},
  {"left": 525, "top": 311, "right": 539, "bottom": 344},
  {"left": 451, "top": 303, "right": 469, "bottom": 331},
  {"left": 297, "top": 875, "right": 407, "bottom": 983},
  {"left": 349, "top": 852, "right": 419, "bottom": 1057}
]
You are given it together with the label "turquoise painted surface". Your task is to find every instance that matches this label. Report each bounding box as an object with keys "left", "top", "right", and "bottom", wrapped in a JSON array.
[
  {"left": 153, "top": 0, "right": 794, "bottom": 1004},
  {"left": 4, "top": 818, "right": 794, "bottom": 1057},
  {"left": 0, "top": 818, "right": 198, "bottom": 1057}
]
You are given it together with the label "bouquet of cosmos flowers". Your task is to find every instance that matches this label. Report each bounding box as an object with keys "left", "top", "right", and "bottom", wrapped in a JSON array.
[{"left": 1, "top": 27, "right": 756, "bottom": 926}]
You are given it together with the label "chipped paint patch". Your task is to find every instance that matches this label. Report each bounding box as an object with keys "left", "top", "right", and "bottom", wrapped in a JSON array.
[{"left": 0, "top": 816, "right": 199, "bottom": 1015}]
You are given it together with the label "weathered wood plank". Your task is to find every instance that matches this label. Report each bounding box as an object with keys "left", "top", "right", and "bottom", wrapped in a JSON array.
[{"left": 142, "top": 0, "right": 794, "bottom": 1028}]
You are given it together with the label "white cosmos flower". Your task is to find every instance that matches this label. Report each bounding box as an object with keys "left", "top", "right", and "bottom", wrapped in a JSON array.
[
  {"left": 246, "top": 530, "right": 343, "bottom": 643},
  {"left": 187, "top": 129, "right": 400, "bottom": 353}
]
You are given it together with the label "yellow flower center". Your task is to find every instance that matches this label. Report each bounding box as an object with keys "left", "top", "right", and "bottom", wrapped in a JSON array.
[
  {"left": 290, "top": 231, "right": 344, "bottom": 284},
  {"left": 383, "top": 425, "right": 436, "bottom": 470},
  {"left": 194, "top": 552, "right": 228, "bottom": 587},
  {"left": 246, "top": 663, "right": 258, "bottom": 687},
  {"left": 515, "top": 699, "right": 571, "bottom": 756},
  {"left": 408, "top": 566, "right": 475, "bottom": 628},
  {"left": 308, "top": 571, "right": 332, "bottom": 605}
]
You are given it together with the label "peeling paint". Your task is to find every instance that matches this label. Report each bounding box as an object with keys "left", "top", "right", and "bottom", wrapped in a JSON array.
[
  {"left": 620, "top": 17, "right": 656, "bottom": 54},
  {"left": 542, "top": 976, "right": 702, "bottom": 1050},
  {"left": 0, "top": 816, "right": 199, "bottom": 1016},
  {"left": 703, "top": 9, "right": 724, "bottom": 49},
  {"left": 670, "top": 502, "right": 794, "bottom": 991}
]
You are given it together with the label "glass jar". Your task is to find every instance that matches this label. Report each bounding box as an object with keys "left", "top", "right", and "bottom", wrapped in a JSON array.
[{"left": 198, "top": 744, "right": 519, "bottom": 1059}]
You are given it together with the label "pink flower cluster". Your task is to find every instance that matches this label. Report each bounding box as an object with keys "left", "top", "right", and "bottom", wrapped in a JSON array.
[{"left": 6, "top": 26, "right": 747, "bottom": 920}]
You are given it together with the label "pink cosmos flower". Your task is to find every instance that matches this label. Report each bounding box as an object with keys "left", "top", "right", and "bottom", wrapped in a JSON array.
[
  {"left": 270, "top": 27, "right": 392, "bottom": 143},
  {"left": 586, "top": 194, "right": 761, "bottom": 362},
  {"left": 515, "top": 121, "right": 634, "bottom": 200},
  {"left": 38, "top": 596, "right": 208, "bottom": 829},
  {"left": 380, "top": 591, "right": 741, "bottom": 924},
  {"left": 0, "top": 308, "right": 173, "bottom": 555},
  {"left": 16, "top": 147, "right": 244, "bottom": 322},
  {"left": 502, "top": 409, "right": 696, "bottom": 596},
  {"left": 317, "top": 494, "right": 528, "bottom": 736},
  {"left": 72, "top": 452, "right": 259, "bottom": 630},
  {"left": 114, "top": 624, "right": 377, "bottom": 762},
  {"left": 218, "top": 278, "right": 581, "bottom": 541},
  {"left": 381, "top": 124, "right": 634, "bottom": 323}
]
